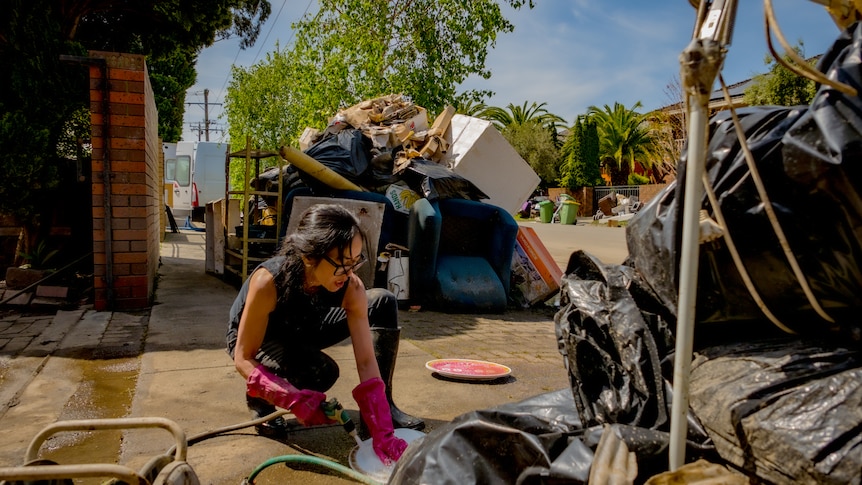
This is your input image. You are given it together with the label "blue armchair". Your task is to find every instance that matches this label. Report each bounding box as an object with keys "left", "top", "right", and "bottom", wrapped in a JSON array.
[{"left": 408, "top": 198, "right": 519, "bottom": 313}]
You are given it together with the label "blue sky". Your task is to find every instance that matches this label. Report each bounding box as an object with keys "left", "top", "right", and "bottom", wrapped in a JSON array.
[{"left": 181, "top": 0, "right": 844, "bottom": 143}]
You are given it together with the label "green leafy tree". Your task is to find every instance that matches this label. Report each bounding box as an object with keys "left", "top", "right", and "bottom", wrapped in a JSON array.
[
  {"left": 481, "top": 101, "right": 565, "bottom": 133},
  {"left": 500, "top": 121, "right": 560, "bottom": 188},
  {"left": 744, "top": 44, "right": 817, "bottom": 107},
  {"left": 587, "top": 101, "right": 657, "bottom": 186},
  {"left": 225, "top": 0, "right": 534, "bottom": 147},
  {"left": 453, "top": 98, "right": 488, "bottom": 117},
  {"left": 559, "top": 115, "right": 602, "bottom": 189},
  {"left": 1, "top": 0, "right": 268, "bottom": 259},
  {"left": 66, "top": 0, "right": 271, "bottom": 142}
]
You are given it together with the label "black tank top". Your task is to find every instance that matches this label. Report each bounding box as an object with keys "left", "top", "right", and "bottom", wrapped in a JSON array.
[{"left": 226, "top": 256, "right": 348, "bottom": 349}]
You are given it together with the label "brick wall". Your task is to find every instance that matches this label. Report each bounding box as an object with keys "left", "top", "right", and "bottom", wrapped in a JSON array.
[
  {"left": 639, "top": 183, "right": 669, "bottom": 204},
  {"left": 548, "top": 184, "right": 670, "bottom": 217},
  {"left": 89, "top": 51, "right": 160, "bottom": 311}
]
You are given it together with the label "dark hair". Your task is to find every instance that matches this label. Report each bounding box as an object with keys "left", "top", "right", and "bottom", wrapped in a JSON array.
[{"left": 276, "top": 204, "right": 363, "bottom": 293}]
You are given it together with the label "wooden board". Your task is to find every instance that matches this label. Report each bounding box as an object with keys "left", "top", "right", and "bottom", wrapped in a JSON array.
[{"left": 288, "top": 196, "right": 385, "bottom": 289}]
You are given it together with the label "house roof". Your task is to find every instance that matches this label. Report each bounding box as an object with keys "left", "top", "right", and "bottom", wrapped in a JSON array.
[{"left": 658, "top": 54, "right": 822, "bottom": 115}]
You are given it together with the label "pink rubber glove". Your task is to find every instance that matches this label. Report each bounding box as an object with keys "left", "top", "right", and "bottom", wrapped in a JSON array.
[
  {"left": 353, "top": 377, "right": 408, "bottom": 465},
  {"left": 246, "top": 365, "right": 332, "bottom": 426}
]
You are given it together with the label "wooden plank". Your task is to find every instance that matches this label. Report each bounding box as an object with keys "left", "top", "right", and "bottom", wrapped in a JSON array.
[{"left": 288, "top": 196, "right": 384, "bottom": 289}]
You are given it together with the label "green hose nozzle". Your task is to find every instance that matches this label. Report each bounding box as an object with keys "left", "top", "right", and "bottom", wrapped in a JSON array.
[{"left": 321, "top": 398, "right": 362, "bottom": 446}]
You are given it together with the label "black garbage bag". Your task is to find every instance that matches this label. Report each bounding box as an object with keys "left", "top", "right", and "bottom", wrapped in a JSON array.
[
  {"left": 390, "top": 389, "right": 715, "bottom": 484},
  {"left": 626, "top": 22, "right": 862, "bottom": 342},
  {"left": 394, "top": 158, "right": 489, "bottom": 201},
  {"left": 389, "top": 390, "right": 588, "bottom": 485},
  {"left": 301, "top": 128, "right": 372, "bottom": 188},
  {"left": 553, "top": 251, "right": 713, "bottom": 471},
  {"left": 688, "top": 338, "right": 862, "bottom": 485},
  {"left": 555, "top": 251, "right": 672, "bottom": 430}
]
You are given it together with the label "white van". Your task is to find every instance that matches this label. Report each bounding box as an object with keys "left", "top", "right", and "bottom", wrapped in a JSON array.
[
  {"left": 191, "top": 141, "right": 227, "bottom": 221},
  {"left": 165, "top": 141, "right": 195, "bottom": 219},
  {"left": 163, "top": 141, "right": 226, "bottom": 221}
]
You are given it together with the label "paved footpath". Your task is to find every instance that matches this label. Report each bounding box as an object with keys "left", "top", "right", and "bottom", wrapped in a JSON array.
[{"left": 0, "top": 229, "right": 581, "bottom": 484}]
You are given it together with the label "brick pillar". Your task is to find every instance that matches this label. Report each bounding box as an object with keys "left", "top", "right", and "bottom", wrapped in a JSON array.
[
  {"left": 582, "top": 187, "right": 595, "bottom": 217},
  {"left": 89, "top": 51, "right": 161, "bottom": 311}
]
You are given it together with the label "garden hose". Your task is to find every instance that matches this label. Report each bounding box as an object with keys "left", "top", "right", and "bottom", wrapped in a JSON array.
[
  {"left": 164, "top": 409, "right": 291, "bottom": 456},
  {"left": 242, "top": 455, "right": 382, "bottom": 485},
  {"left": 163, "top": 409, "right": 381, "bottom": 484}
]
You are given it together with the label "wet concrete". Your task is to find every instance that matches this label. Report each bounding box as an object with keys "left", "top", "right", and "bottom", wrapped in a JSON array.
[{"left": 0, "top": 220, "right": 628, "bottom": 483}]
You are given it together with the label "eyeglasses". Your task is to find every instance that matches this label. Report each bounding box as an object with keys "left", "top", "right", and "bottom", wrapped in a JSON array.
[{"left": 322, "top": 252, "right": 367, "bottom": 276}]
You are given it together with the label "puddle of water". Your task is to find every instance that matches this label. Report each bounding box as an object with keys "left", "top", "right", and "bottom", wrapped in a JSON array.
[{"left": 34, "top": 356, "right": 140, "bottom": 484}]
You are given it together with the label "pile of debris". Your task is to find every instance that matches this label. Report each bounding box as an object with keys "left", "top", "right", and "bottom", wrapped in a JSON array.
[
  {"left": 283, "top": 93, "right": 539, "bottom": 216},
  {"left": 300, "top": 94, "right": 453, "bottom": 166}
]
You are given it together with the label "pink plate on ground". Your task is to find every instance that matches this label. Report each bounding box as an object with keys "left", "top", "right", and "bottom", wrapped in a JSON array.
[{"left": 425, "top": 359, "right": 512, "bottom": 381}]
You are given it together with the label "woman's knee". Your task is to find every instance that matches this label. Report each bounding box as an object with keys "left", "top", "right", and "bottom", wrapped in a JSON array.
[
  {"left": 287, "top": 352, "right": 340, "bottom": 392},
  {"left": 366, "top": 288, "right": 398, "bottom": 329}
]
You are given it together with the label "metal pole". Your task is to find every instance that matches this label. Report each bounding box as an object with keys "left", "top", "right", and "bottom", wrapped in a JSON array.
[
  {"left": 669, "top": 92, "right": 708, "bottom": 470},
  {"left": 204, "top": 88, "right": 210, "bottom": 141},
  {"left": 670, "top": 0, "right": 736, "bottom": 470}
]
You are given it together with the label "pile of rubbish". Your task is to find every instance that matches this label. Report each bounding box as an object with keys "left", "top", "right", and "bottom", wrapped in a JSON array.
[
  {"left": 290, "top": 94, "right": 487, "bottom": 202},
  {"left": 388, "top": 22, "right": 862, "bottom": 484}
]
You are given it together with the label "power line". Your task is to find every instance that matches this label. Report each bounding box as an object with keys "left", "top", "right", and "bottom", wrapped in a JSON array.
[
  {"left": 215, "top": 0, "right": 314, "bottom": 102},
  {"left": 203, "top": 0, "right": 316, "bottom": 144},
  {"left": 252, "top": 0, "right": 288, "bottom": 64}
]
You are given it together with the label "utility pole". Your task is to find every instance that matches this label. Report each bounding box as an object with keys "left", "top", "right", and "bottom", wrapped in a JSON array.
[{"left": 186, "top": 89, "right": 223, "bottom": 141}]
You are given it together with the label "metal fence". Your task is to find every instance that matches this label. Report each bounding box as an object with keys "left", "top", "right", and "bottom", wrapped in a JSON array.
[{"left": 593, "top": 185, "right": 641, "bottom": 208}]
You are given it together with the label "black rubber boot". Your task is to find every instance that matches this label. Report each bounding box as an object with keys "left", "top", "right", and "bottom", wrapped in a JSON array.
[
  {"left": 247, "top": 395, "right": 290, "bottom": 438},
  {"left": 371, "top": 327, "right": 425, "bottom": 431}
]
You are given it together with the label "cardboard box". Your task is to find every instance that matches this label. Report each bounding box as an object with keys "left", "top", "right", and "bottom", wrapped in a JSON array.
[
  {"left": 384, "top": 183, "right": 422, "bottom": 214},
  {"left": 446, "top": 115, "right": 541, "bottom": 215},
  {"left": 402, "top": 106, "right": 428, "bottom": 133},
  {"left": 510, "top": 226, "right": 563, "bottom": 306},
  {"left": 299, "top": 127, "right": 321, "bottom": 151}
]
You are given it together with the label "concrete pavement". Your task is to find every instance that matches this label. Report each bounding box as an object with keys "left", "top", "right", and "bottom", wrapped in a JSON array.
[{"left": 0, "top": 220, "right": 628, "bottom": 484}]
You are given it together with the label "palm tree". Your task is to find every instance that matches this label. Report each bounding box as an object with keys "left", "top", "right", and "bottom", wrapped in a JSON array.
[
  {"left": 586, "top": 101, "right": 658, "bottom": 185},
  {"left": 452, "top": 97, "right": 488, "bottom": 117},
  {"left": 481, "top": 101, "right": 565, "bottom": 133}
]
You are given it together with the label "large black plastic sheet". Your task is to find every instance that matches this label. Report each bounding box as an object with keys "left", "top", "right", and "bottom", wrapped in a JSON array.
[
  {"left": 688, "top": 338, "right": 862, "bottom": 484},
  {"left": 626, "top": 22, "right": 862, "bottom": 341},
  {"left": 389, "top": 389, "right": 712, "bottom": 485},
  {"left": 301, "top": 128, "right": 372, "bottom": 189},
  {"left": 553, "top": 252, "right": 714, "bottom": 467},
  {"left": 388, "top": 250, "right": 718, "bottom": 485},
  {"left": 554, "top": 251, "right": 673, "bottom": 430}
]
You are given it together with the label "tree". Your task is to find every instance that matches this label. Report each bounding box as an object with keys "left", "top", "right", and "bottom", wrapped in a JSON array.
[
  {"left": 225, "top": 0, "right": 534, "bottom": 147},
  {"left": 559, "top": 115, "right": 602, "bottom": 189},
  {"left": 643, "top": 109, "right": 681, "bottom": 183},
  {"left": 587, "top": 101, "right": 658, "bottom": 185},
  {"left": 481, "top": 101, "right": 565, "bottom": 133},
  {"left": 500, "top": 121, "right": 560, "bottom": 188},
  {"left": 64, "top": 0, "right": 271, "bottom": 142},
  {"left": 452, "top": 98, "right": 488, "bottom": 117},
  {"left": 744, "top": 44, "right": 817, "bottom": 107},
  {"left": 0, "top": 0, "right": 268, "bottom": 260}
]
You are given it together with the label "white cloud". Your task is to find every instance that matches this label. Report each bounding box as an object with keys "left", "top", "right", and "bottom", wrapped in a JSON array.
[{"left": 182, "top": 0, "right": 845, "bottom": 142}]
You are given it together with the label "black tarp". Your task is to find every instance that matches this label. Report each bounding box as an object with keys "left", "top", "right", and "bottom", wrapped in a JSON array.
[
  {"left": 626, "top": 22, "right": 862, "bottom": 342},
  {"left": 394, "top": 158, "right": 489, "bottom": 202},
  {"left": 688, "top": 338, "right": 862, "bottom": 484},
  {"left": 389, "top": 389, "right": 714, "bottom": 485},
  {"left": 393, "top": 21, "right": 862, "bottom": 485}
]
